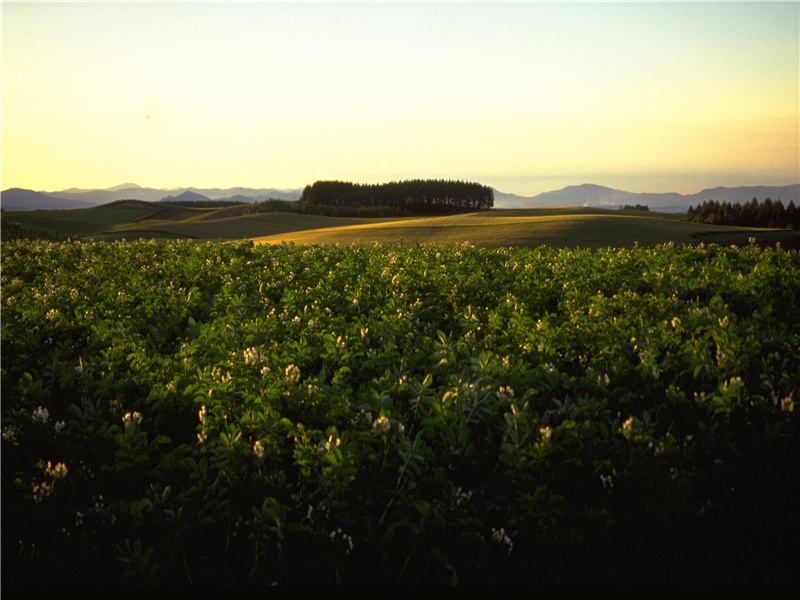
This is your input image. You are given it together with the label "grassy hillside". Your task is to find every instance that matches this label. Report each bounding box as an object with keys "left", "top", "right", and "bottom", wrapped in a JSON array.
[
  {"left": 4, "top": 201, "right": 799, "bottom": 249},
  {"left": 1, "top": 201, "right": 165, "bottom": 237},
  {"left": 252, "top": 207, "right": 800, "bottom": 250}
]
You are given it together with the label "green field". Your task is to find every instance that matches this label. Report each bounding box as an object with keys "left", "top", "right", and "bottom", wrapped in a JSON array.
[
  {"left": 4, "top": 201, "right": 800, "bottom": 249},
  {"left": 2, "top": 237, "right": 798, "bottom": 588}
]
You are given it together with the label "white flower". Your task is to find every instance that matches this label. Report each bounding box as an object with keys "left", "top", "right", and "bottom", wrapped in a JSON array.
[
  {"left": 622, "top": 416, "right": 635, "bottom": 437},
  {"left": 285, "top": 364, "right": 301, "bottom": 382},
  {"left": 32, "top": 406, "right": 50, "bottom": 424},
  {"left": 491, "top": 527, "right": 513, "bottom": 555},
  {"left": 32, "top": 481, "right": 52, "bottom": 503},
  {"left": 539, "top": 426, "right": 552, "bottom": 444},
  {"left": 3, "top": 427, "right": 17, "bottom": 443},
  {"left": 373, "top": 415, "right": 391, "bottom": 432},
  {"left": 497, "top": 386, "right": 514, "bottom": 400},
  {"left": 244, "top": 347, "right": 268, "bottom": 366},
  {"left": 323, "top": 435, "right": 340, "bottom": 452},
  {"left": 44, "top": 461, "right": 68, "bottom": 480},
  {"left": 253, "top": 440, "right": 265, "bottom": 459},
  {"left": 122, "top": 411, "right": 143, "bottom": 429}
]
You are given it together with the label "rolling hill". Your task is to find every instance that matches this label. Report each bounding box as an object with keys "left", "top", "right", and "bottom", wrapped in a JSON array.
[{"left": 4, "top": 200, "right": 799, "bottom": 250}]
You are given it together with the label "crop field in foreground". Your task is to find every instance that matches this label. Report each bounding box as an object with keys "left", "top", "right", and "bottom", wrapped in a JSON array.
[{"left": 1, "top": 237, "right": 798, "bottom": 591}]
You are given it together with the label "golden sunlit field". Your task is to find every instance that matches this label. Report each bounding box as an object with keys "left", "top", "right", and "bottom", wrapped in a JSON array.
[{"left": 5, "top": 201, "right": 800, "bottom": 250}]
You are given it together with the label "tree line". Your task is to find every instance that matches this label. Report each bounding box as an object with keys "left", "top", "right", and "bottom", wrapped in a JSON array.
[
  {"left": 684, "top": 197, "right": 799, "bottom": 230},
  {"left": 242, "top": 198, "right": 410, "bottom": 219},
  {"left": 300, "top": 179, "right": 494, "bottom": 214},
  {"left": 160, "top": 199, "right": 246, "bottom": 208}
]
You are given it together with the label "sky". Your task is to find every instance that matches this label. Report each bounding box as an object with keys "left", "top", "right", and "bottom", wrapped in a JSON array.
[{"left": 2, "top": 1, "right": 799, "bottom": 197}]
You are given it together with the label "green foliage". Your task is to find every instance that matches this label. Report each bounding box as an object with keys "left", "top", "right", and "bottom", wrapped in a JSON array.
[
  {"left": 2, "top": 237, "right": 798, "bottom": 588},
  {"left": 1, "top": 217, "right": 68, "bottom": 241}
]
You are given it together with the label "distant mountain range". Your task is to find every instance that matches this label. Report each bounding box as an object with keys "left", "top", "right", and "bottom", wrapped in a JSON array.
[
  {"left": 492, "top": 183, "right": 800, "bottom": 212},
  {"left": 2, "top": 182, "right": 798, "bottom": 213},
  {"left": 0, "top": 185, "right": 304, "bottom": 212}
]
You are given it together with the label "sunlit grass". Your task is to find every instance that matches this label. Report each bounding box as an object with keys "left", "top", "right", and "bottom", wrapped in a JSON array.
[{"left": 5, "top": 203, "right": 797, "bottom": 249}]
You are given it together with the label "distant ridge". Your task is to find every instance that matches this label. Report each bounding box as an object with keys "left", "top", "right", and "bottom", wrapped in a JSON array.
[
  {"left": 3, "top": 182, "right": 798, "bottom": 212},
  {"left": 493, "top": 183, "right": 800, "bottom": 211},
  {"left": 160, "top": 190, "right": 213, "bottom": 204},
  {"left": 0, "top": 188, "right": 97, "bottom": 211}
]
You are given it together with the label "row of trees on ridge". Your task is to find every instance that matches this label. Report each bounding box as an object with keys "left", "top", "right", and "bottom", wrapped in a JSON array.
[
  {"left": 684, "top": 197, "right": 799, "bottom": 230},
  {"left": 300, "top": 179, "right": 494, "bottom": 214}
]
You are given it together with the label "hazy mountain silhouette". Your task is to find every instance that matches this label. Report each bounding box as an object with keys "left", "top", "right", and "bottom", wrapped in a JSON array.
[
  {"left": 1, "top": 188, "right": 97, "bottom": 212},
  {"left": 159, "top": 190, "right": 213, "bottom": 203},
  {"left": 493, "top": 183, "right": 800, "bottom": 211},
  {"left": 4, "top": 182, "right": 798, "bottom": 213}
]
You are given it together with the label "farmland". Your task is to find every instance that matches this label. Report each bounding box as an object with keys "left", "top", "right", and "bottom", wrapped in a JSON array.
[
  {"left": 1, "top": 233, "right": 798, "bottom": 591},
  {"left": 4, "top": 200, "right": 800, "bottom": 249}
]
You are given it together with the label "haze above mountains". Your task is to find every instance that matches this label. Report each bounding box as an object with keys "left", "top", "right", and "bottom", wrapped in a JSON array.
[{"left": 2, "top": 182, "right": 799, "bottom": 213}]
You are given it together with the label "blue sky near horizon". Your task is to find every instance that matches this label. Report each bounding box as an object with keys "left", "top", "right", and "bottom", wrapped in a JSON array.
[{"left": 2, "top": 1, "right": 798, "bottom": 197}]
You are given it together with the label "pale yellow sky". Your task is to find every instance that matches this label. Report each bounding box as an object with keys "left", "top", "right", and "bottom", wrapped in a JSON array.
[{"left": 2, "top": 1, "right": 798, "bottom": 197}]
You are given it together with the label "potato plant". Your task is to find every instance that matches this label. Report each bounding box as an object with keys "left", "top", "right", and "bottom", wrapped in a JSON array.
[{"left": 1, "top": 238, "right": 798, "bottom": 588}]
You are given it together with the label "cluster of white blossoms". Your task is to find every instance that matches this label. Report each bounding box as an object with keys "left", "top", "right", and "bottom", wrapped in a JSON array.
[
  {"left": 44, "top": 461, "right": 68, "bottom": 480},
  {"left": 285, "top": 364, "right": 301, "bottom": 383},
  {"left": 210, "top": 367, "right": 232, "bottom": 386},
  {"left": 539, "top": 426, "right": 552, "bottom": 445},
  {"left": 497, "top": 386, "right": 514, "bottom": 401},
  {"left": 454, "top": 486, "right": 473, "bottom": 507},
  {"left": 197, "top": 406, "right": 208, "bottom": 442},
  {"left": 243, "top": 347, "right": 269, "bottom": 368},
  {"left": 31, "top": 406, "right": 50, "bottom": 424},
  {"left": 122, "top": 411, "right": 143, "bottom": 430},
  {"left": 491, "top": 527, "right": 513, "bottom": 555},
  {"left": 253, "top": 440, "right": 265, "bottom": 459},
  {"left": 33, "top": 461, "right": 69, "bottom": 503},
  {"left": 723, "top": 376, "right": 744, "bottom": 393},
  {"left": 32, "top": 480, "right": 52, "bottom": 503},
  {"left": 600, "top": 474, "right": 614, "bottom": 491},
  {"left": 363, "top": 412, "right": 404, "bottom": 435},
  {"left": 622, "top": 416, "right": 635, "bottom": 438},
  {"left": 3, "top": 427, "right": 17, "bottom": 443},
  {"left": 330, "top": 528, "right": 354, "bottom": 554},
  {"left": 372, "top": 415, "right": 391, "bottom": 433},
  {"left": 322, "top": 434, "right": 341, "bottom": 453}
]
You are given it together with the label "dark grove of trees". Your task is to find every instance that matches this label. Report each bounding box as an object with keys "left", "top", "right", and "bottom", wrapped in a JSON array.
[
  {"left": 242, "top": 198, "right": 411, "bottom": 219},
  {"left": 684, "top": 197, "right": 800, "bottom": 230},
  {"left": 621, "top": 204, "right": 650, "bottom": 211},
  {"left": 300, "top": 179, "right": 494, "bottom": 214}
]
